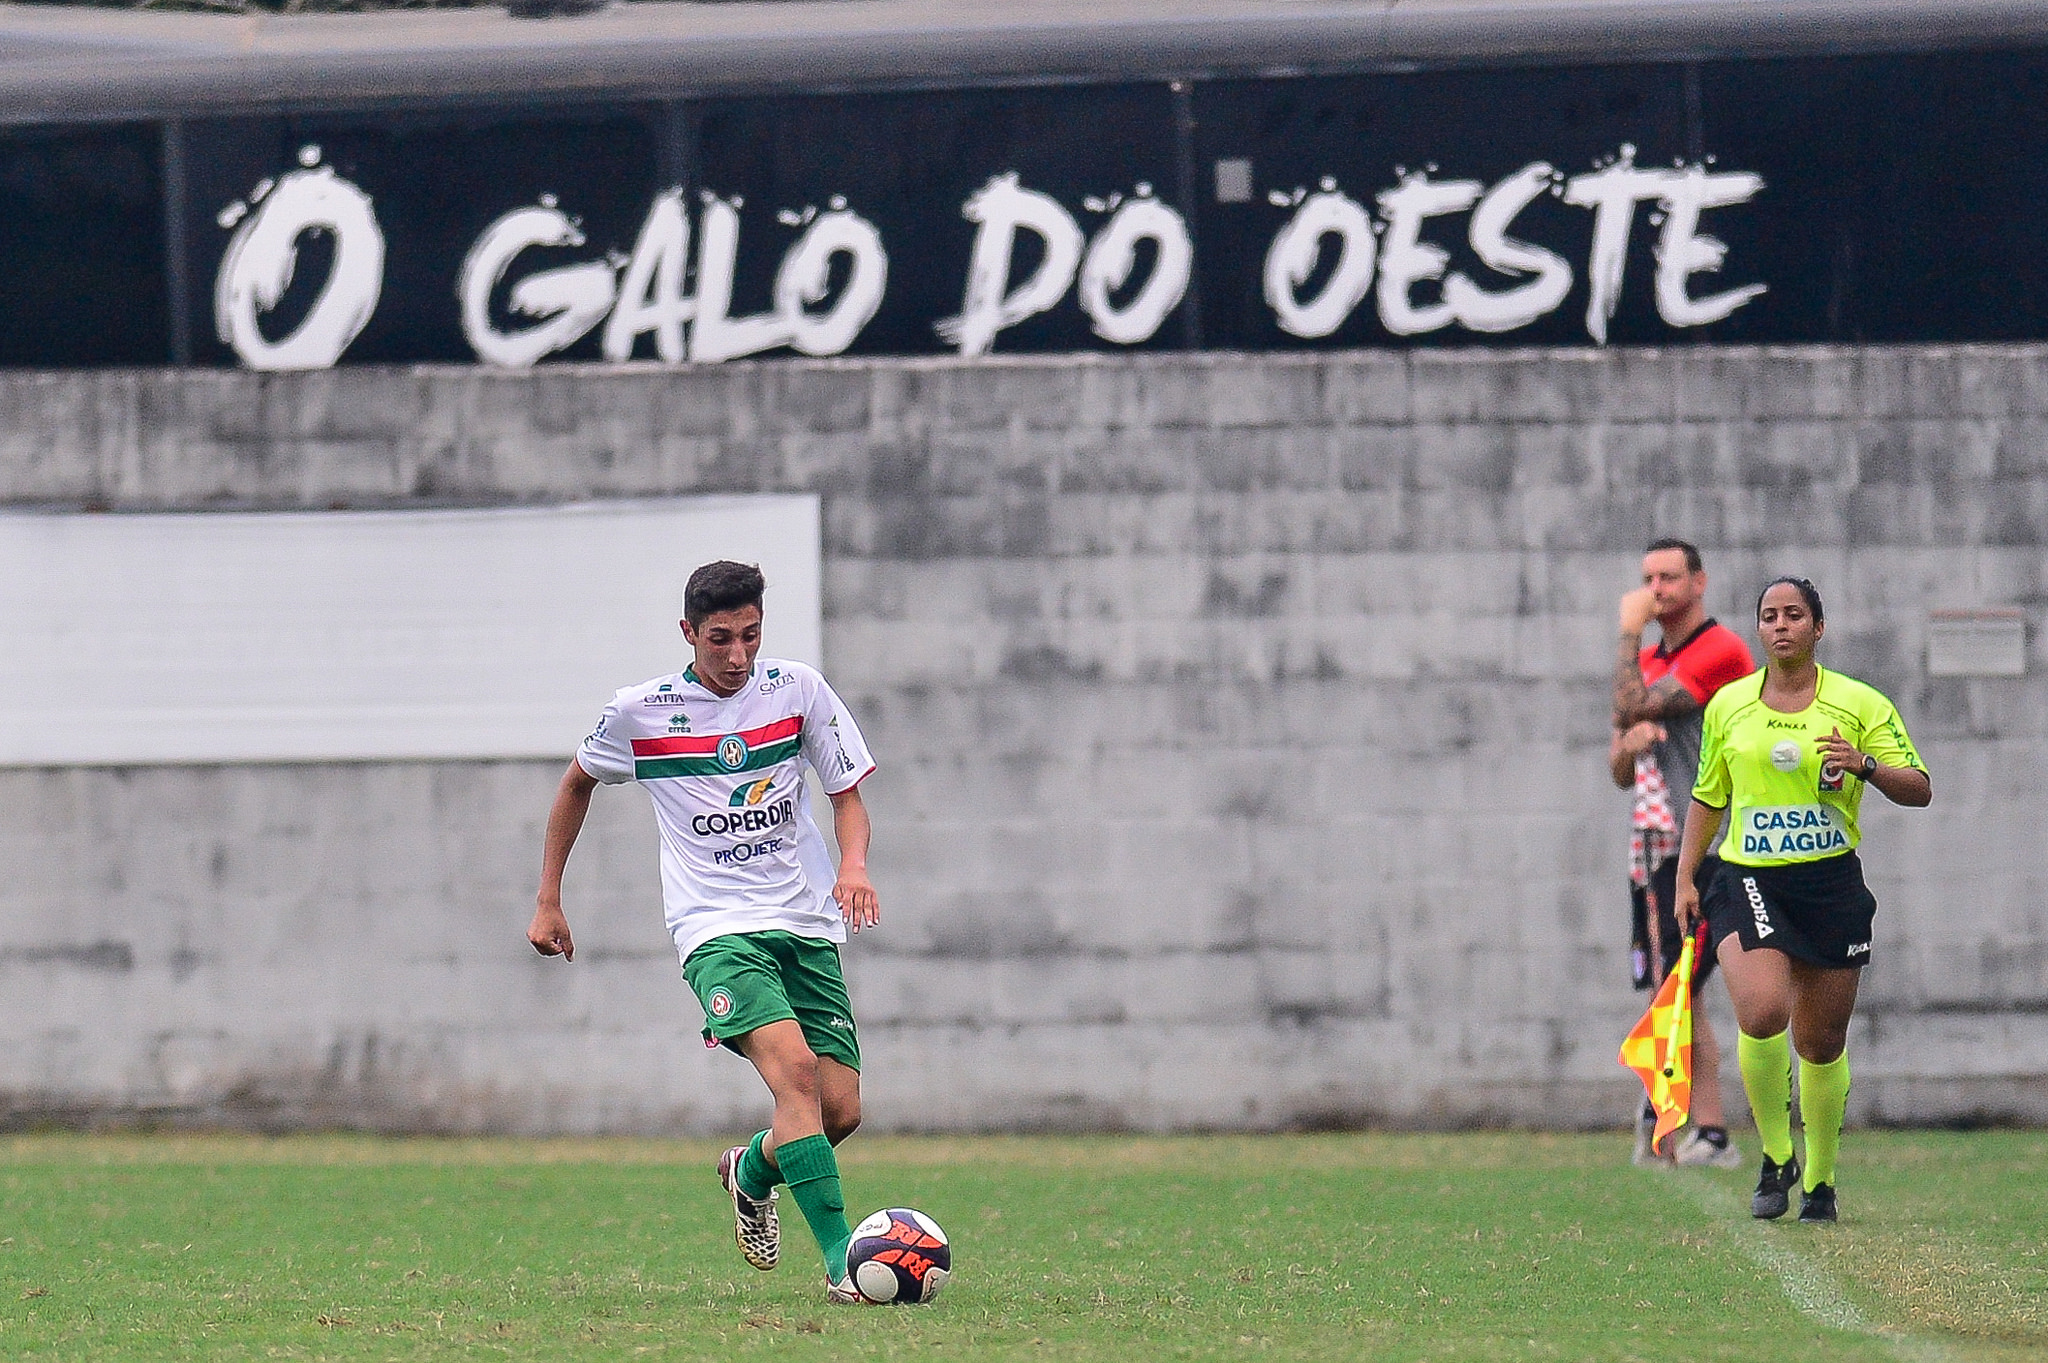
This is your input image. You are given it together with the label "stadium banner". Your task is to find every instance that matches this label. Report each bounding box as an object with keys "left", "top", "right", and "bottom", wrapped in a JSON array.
[
  {"left": 0, "top": 497, "right": 821, "bottom": 766},
  {"left": 6, "top": 50, "right": 2048, "bottom": 368}
]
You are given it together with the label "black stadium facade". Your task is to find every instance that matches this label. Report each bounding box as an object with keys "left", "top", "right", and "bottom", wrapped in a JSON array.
[{"left": 4, "top": 0, "right": 2048, "bottom": 370}]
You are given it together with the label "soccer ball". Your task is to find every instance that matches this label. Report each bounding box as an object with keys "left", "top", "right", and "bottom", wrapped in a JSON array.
[{"left": 846, "top": 1207, "right": 951, "bottom": 1304}]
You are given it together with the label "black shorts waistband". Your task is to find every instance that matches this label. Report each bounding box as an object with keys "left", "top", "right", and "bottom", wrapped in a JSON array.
[{"left": 1722, "top": 849, "right": 1864, "bottom": 895}]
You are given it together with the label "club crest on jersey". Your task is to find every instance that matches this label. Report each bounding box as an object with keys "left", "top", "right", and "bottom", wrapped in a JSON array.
[
  {"left": 729, "top": 777, "right": 777, "bottom": 807},
  {"left": 717, "top": 735, "right": 749, "bottom": 770},
  {"left": 708, "top": 987, "right": 734, "bottom": 1019}
]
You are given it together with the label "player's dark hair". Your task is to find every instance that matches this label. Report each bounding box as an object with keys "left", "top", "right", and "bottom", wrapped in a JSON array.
[
  {"left": 1756, "top": 575, "right": 1824, "bottom": 624},
  {"left": 684, "top": 560, "right": 766, "bottom": 625},
  {"left": 1646, "top": 537, "right": 1703, "bottom": 574}
]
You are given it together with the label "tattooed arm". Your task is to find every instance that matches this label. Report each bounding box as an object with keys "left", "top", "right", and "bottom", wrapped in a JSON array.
[{"left": 1613, "top": 589, "right": 1705, "bottom": 727}]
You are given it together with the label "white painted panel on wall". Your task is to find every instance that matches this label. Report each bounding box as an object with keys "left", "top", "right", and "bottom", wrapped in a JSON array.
[
  {"left": 1927, "top": 608, "right": 2027, "bottom": 678},
  {"left": 0, "top": 497, "right": 820, "bottom": 765}
]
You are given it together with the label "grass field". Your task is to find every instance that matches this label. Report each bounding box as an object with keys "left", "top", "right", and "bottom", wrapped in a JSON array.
[{"left": 2, "top": 1130, "right": 2042, "bottom": 1362}]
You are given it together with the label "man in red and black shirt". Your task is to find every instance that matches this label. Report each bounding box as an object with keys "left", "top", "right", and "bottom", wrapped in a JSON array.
[{"left": 1609, "top": 538, "right": 1755, "bottom": 1165}]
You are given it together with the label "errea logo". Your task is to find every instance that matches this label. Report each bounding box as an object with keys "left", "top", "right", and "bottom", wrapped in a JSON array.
[{"left": 668, "top": 712, "right": 691, "bottom": 731}]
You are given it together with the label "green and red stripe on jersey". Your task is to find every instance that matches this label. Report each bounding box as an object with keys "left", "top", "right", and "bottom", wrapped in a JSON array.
[{"left": 631, "top": 716, "right": 803, "bottom": 779}]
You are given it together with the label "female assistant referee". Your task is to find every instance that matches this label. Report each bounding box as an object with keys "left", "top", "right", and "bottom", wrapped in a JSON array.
[{"left": 1674, "top": 577, "right": 1931, "bottom": 1223}]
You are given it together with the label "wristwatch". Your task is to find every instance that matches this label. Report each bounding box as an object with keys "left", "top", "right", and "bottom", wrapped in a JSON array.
[{"left": 1859, "top": 754, "right": 1878, "bottom": 780}]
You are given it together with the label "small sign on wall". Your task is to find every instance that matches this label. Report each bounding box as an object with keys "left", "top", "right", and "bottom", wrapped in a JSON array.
[{"left": 1927, "top": 609, "right": 2027, "bottom": 677}]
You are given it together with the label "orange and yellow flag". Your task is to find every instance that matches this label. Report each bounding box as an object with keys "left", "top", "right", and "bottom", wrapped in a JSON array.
[{"left": 1618, "top": 931, "right": 1698, "bottom": 1148}]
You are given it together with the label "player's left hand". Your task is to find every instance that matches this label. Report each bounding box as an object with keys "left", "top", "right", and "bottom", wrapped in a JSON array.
[
  {"left": 1616, "top": 720, "right": 1665, "bottom": 757},
  {"left": 834, "top": 869, "right": 880, "bottom": 933},
  {"left": 1816, "top": 726, "right": 1864, "bottom": 782}
]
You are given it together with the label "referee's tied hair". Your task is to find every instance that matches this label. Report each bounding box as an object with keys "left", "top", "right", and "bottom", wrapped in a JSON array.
[
  {"left": 1756, "top": 575, "right": 1824, "bottom": 624},
  {"left": 1645, "top": 537, "right": 1703, "bottom": 574},
  {"left": 684, "top": 560, "right": 766, "bottom": 625}
]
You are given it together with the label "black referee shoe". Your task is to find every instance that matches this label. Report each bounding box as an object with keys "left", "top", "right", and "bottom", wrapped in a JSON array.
[
  {"left": 1798, "top": 1182, "right": 1838, "bottom": 1223},
  {"left": 1751, "top": 1155, "right": 1800, "bottom": 1219}
]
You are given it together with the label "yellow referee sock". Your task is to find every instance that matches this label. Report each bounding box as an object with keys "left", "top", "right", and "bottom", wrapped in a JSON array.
[
  {"left": 1799, "top": 1052, "right": 1852, "bottom": 1191},
  {"left": 1738, "top": 1030, "right": 1796, "bottom": 1165}
]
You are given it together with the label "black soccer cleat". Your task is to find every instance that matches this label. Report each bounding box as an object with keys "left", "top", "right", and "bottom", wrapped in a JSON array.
[
  {"left": 1751, "top": 1155, "right": 1800, "bottom": 1219},
  {"left": 1798, "top": 1182, "right": 1838, "bottom": 1223},
  {"left": 717, "top": 1144, "right": 780, "bottom": 1270}
]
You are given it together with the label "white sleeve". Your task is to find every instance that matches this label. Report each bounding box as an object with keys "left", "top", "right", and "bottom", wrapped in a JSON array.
[
  {"left": 799, "top": 671, "right": 876, "bottom": 795},
  {"left": 574, "top": 693, "right": 637, "bottom": 785}
]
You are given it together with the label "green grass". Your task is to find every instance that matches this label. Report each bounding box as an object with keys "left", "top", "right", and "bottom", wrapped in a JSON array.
[{"left": 1, "top": 1131, "right": 2042, "bottom": 1361}]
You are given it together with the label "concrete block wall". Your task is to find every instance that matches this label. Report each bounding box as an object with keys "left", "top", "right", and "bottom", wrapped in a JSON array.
[{"left": 1, "top": 345, "right": 2044, "bottom": 1133}]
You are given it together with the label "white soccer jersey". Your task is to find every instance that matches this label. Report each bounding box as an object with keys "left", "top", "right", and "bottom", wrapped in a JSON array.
[{"left": 575, "top": 657, "right": 876, "bottom": 965}]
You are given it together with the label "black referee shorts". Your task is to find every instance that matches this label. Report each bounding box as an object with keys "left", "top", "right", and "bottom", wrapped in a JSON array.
[
  {"left": 1701, "top": 850, "right": 1878, "bottom": 970},
  {"left": 1630, "top": 855, "right": 1721, "bottom": 992}
]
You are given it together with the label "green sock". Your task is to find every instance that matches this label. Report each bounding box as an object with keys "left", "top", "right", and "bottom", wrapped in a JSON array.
[
  {"left": 736, "top": 1130, "right": 776, "bottom": 1201},
  {"left": 1738, "top": 1029, "right": 1796, "bottom": 1165},
  {"left": 1799, "top": 1052, "right": 1852, "bottom": 1191},
  {"left": 772, "top": 1133, "right": 852, "bottom": 1281}
]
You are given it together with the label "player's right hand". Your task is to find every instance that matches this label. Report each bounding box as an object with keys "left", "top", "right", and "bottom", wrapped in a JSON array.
[
  {"left": 1619, "top": 587, "right": 1658, "bottom": 633},
  {"left": 528, "top": 902, "right": 575, "bottom": 961},
  {"left": 1673, "top": 880, "right": 1701, "bottom": 937}
]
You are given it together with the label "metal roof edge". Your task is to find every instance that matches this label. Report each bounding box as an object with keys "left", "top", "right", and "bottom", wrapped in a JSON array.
[{"left": 1, "top": 0, "right": 2045, "bottom": 125}]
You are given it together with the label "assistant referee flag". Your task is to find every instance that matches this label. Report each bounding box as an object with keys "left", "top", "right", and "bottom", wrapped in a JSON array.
[{"left": 1618, "top": 930, "right": 1700, "bottom": 1147}]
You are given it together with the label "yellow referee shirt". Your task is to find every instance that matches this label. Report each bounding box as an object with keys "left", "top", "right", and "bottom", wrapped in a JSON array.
[{"left": 1693, "top": 666, "right": 1924, "bottom": 866}]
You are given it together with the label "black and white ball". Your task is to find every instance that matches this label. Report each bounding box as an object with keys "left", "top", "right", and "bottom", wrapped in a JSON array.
[{"left": 846, "top": 1208, "right": 951, "bottom": 1304}]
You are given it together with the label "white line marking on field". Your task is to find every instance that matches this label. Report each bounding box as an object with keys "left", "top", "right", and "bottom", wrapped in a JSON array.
[{"left": 1670, "top": 1174, "right": 1954, "bottom": 1363}]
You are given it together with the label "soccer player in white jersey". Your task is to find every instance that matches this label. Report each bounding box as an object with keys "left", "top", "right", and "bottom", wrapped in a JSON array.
[{"left": 528, "top": 560, "right": 880, "bottom": 1303}]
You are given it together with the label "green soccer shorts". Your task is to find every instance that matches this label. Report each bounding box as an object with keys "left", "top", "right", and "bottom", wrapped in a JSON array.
[{"left": 682, "top": 930, "right": 861, "bottom": 1071}]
